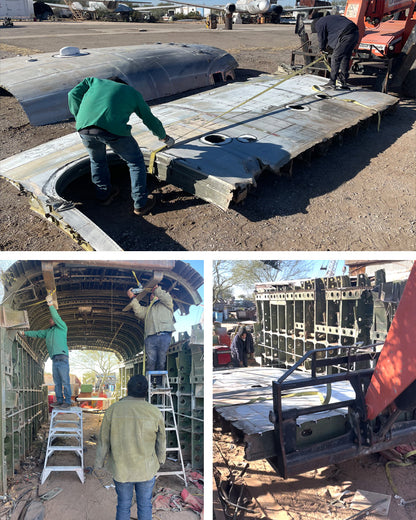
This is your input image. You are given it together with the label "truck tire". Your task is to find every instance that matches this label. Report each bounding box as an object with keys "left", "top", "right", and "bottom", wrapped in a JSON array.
[{"left": 402, "top": 58, "right": 416, "bottom": 98}]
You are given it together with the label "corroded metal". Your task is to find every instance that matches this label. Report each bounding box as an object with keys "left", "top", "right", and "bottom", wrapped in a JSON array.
[{"left": 0, "top": 43, "right": 237, "bottom": 126}]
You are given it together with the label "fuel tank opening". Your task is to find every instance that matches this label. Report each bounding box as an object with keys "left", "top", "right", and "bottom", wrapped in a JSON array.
[
  {"left": 200, "top": 134, "right": 232, "bottom": 145},
  {"left": 286, "top": 104, "right": 310, "bottom": 111}
]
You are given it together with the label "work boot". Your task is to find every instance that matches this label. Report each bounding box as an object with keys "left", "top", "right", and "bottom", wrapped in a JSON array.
[
  {"left": 97, "top": 186, "right": 120, "bottom": 206},
  {"left": 322, "top": 80, "right": 336, "bottom": 90},
  {"left": 134, "top": 194, "right": 156, "bottom": 216},
  {"left": 60, "top": 402, "right": 71, "bottom": 408},
  {"left": 50, "top": 401, "right": 63, "bottom": 408}
]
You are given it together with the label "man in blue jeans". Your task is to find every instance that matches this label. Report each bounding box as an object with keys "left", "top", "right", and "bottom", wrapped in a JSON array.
[
  {"left": 21, "top": 295, "right": 72, "bottom": 407},
  {"left": 68, "top": 76, "right": 174, "bottom": 216},
  {"left": 95, "top": 375, "right": 166, "bottom": 520},
  {"left": 127, "top": 284, "right": 175, "bottom": 386}
]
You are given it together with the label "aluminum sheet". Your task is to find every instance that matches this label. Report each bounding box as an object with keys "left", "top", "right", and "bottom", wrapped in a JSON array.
[
  {"left": 0, "top": 74, "right": 398, "bottom": 250},
  {"left": 0, "top": 43, "right": 237, "bottom": 125}
]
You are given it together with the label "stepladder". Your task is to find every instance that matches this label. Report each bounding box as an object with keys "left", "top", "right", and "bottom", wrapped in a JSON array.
[
  {"left": 41, "top": 407, "right": 85, "bottom": 484},
  {"left": 147, "top": 370, "right": 187, "bottom": 486}
]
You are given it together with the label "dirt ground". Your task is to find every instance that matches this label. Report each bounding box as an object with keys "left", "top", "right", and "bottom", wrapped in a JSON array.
[
  {"left": 213, "top": 428, "right": 416, "bottom": 520},
  {"left": 0, "top": 21, "right": 414, "bottom": 251},
  {"left": 1, "top": 412, "right": 202, "bottom": 520}
]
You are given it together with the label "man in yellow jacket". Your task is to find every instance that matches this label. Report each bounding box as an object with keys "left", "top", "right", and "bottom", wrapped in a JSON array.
[
  {"left": 95, "top": 375, "right": 166, "bottom": 520},
  {"left": 127, "top": 285, "right": 175, "bottom": 385}
]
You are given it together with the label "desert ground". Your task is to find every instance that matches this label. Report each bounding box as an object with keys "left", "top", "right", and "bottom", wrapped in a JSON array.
[
  {"left": 213, "top": 428, "right": 416, "bottom": 520},
  {"left": 0, "top": 20, "right": 415, "bottom": 251}
]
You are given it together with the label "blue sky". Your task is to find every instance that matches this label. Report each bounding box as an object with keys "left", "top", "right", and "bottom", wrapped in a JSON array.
[{"left": 174, "top": 260, "right": 204, "bottom": 337}]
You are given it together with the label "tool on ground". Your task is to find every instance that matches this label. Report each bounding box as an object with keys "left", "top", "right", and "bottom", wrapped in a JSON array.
[{"left": 147, "top": 370, "right": 187, "bottom": 486}]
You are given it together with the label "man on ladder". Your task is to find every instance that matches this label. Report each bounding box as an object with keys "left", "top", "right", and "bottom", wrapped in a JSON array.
[
  {"left": 127, "top": 285, "right": 175, "bottom": 386},
  {"left": 20, "top": 294, "right": 72, "bottom": 408},
  {"left": 95, "top": 375, "right": 166, "bottom": 520}
]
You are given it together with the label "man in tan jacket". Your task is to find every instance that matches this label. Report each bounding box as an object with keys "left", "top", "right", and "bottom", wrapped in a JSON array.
[
  {"left": 127, "top": 285, "right": 175, "bottom": 385},
  {"left": 95, "top": 375, "right": 165, "bottom": 520}
]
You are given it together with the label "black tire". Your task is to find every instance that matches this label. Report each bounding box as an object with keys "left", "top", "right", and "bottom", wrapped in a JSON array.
[{"left": 402, "top": 59, "right": 416, "bottom": 98}]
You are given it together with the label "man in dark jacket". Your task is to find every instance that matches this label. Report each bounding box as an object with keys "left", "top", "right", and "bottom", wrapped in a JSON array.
[
  {"left": 21, "top": 295, "right": 71, "bottom": 407},
  {"left": 68, "top": 77, "right": 174, "bottom": 215},
  {"left": 312, "top": 15, "right": 359, "bottom": 89},
  {"left": 231, "top": 326, "right": 254, "bottom": 367}
]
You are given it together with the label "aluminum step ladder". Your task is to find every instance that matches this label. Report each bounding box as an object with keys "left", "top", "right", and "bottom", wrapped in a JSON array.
[
  {"left": 41, "top": 407, "right": 85, "bottom": 484},
  {"left": 147, "top": 370, "right": 187, "bottom": 486}
]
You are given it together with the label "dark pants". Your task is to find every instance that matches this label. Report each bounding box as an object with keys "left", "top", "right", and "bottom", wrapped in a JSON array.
[
  {"left": 330, "top": 30, "right": 359, "bottom": 84},
  {"left": 145, "top": 332, "right": 171, "bottom": 384},
  {"left": 231, "top": 349, "right": 248, "bottom": 367},
  {"left": 79, "top": 131, "right": 148, "bottom": 209}
]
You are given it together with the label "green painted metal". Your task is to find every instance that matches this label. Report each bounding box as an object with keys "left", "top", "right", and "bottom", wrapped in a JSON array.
[
  {"left": 0, "top": 324, "right": 48, "bottom": 497},
  {"left": 255, "top": 270, "right": 406, "bottom": 369}
]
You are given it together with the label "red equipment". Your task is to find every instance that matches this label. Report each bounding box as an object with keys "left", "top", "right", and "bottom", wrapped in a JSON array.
[
  {"left": 345, "top": 0, "right": 416, "bottom": 58},
  {"left": 366, "top": 261, "right": 416, "bottom": 419}
]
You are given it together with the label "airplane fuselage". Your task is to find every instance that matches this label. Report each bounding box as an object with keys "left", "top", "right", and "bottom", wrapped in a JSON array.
[{"left": 226, "top": 0, "right": 271, "bottom": 14}]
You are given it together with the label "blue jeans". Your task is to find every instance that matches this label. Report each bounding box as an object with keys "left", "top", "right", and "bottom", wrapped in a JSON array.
[
  {"left": 80, "top": 133, "right": 148, "bottom": 209},
  {"left": 52, "top": 357, "right": 72, "bottom": 404},
  {"left": 145, "top": 333, "right": 171, "bottom": 373},
  {"left": 114, "top": 477, "right": 155, "bottom": 520}
]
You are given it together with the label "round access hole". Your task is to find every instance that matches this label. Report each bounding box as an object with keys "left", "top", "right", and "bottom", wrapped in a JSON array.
[
  {"left": 200, "top": 133, "right": 232, "bottom": 145},
  {"left": 237, "top": 134, "right": 257, "bottom": 143},
  {"left": 286, "top": 104, "right": 310, "bottom": 111},
  {"left": 315, "top": 93, "right": 330, "bottom": 99}
]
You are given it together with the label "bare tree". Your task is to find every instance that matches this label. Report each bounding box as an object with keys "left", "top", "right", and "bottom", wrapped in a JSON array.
[
  {"left": 229, "top": 260, "right": 316, "bottom": 295},
  {"left": 71, "top": 350, "right": 120, "bottom": 392},
  {"left": 213, "top": 260, "right": 234, "bottom": 302}
]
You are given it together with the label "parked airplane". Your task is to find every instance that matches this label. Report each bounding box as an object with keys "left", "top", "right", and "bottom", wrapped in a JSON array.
[
  {"left": 162, "top": 0, "right": 337, "bottom": 18},
  {"left": 163, "top": 0, "right": 277, "bottom": 15}
]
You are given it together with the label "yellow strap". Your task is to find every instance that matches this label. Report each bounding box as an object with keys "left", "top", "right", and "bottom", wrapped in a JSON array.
[
  {"left": 208, "top": 54, "right": 326, "bottom": 124},
  {"left": 25, "top": 288, "right": 56, "bottom": 309},
  {"left": 146, "top": 55, "right": 327, "bottom": 172},
  {"left": 311, "top": 84, "right": 382, "bottom": 132},
  {"left": 147, "top": 144, "right": 167, "bottom": 175},
  {"left": 341, "top": 98, "right": 382, "bottom": 131},
  {"left": 132, "top": 270, "right": 140, "bottom": 286},
  {"left": 385, "top": 448, "right": 416, "bottom": 495}
]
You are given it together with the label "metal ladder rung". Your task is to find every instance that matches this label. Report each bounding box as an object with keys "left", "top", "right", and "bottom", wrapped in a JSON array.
[
  {"left": 41, "top": 408, "right": 84, "bottom": 484},
  {"left": 50, "top": 434, "right": 81, "bottom": 440},
  {"left": 147, "top": 370, "right": 187, "bottom": 486},
  {"left": 47, "top": 446, "right": 83, "bottom": 452},
  {"left": 44, "top": 465, "right": 83, "bottom": 471},
  {"left": 51, "top": 427, "right": 81, "bottom": 432}
]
